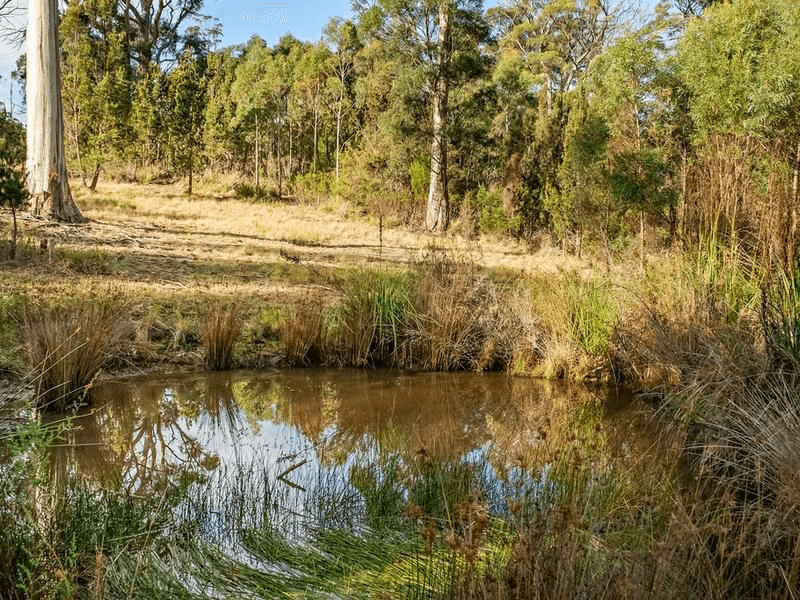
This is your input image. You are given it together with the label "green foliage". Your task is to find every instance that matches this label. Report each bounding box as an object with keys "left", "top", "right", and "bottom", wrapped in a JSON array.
[
  {"left": 327, "top": 268, "right": 417, "bottom": 365},
  {"left": 567, "top": 276, "right": 618, "bottom": 356},
  {"left": 0, "top": 293, "right": 25, "bottom": 375},
  {"left": 547, "top": 97, "right": 610, "bottom": 239},
  {"left": 56, "top": 247, "right": 119, "bottom": 274},
  {"left": 167, "top": 49, "right": 207, "bottom": 191},
  {"left": 464, "top": 186, "right": 519, "bottom": 235},
  {"left": 0, "top": 108, "right": 26, "bottom": 259},
  {"left": 408, "top": 156, "right": 430, "bottom": 205},
  {"left": 60, "top": 0, "right": 132, "bottom": 178},
  {"left": 291, "top": 171, "right": 333, "bottom": 202},
  {"left": 688, "top": 236, "right": 760, "bottom": 323},
  {"left": 43, "top": 0, "right": 800, "bottom": 270},
  {"left": 0, "top": 108, "right": 27, "bottom": 212},
  {"left": 678, "top": 0, "right": 800, "bottom": 139},
  {"left": 761, "top": 269, "right": 800, "bottom": 364},
  {"left": 349, "top": 458, "right": 407, "bottom": 530}
]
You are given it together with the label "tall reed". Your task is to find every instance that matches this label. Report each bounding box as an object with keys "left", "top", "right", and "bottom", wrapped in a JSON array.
[{"left": 202, "top": 301, "right": 242, "bottom": 370}]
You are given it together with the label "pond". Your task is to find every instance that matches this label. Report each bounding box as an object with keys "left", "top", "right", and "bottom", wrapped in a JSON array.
[{"left": 44, "top": 369, "right": 670, "bottom": 597}]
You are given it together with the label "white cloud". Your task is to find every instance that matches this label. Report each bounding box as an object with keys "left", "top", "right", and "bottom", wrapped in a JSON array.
[{"left": 234, "top": 3, "right": 290, "bottom": 27}]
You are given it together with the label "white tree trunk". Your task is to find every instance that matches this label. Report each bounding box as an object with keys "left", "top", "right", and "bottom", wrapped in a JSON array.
[
  {"left": 335, "top": 102, "right": 342, "bottom": 181},
  {"left": 26, "top": 0, "right": 85, "bottom": 222},
  {"left": 425, "top": 1, "right": 451, "bottom": 232}
]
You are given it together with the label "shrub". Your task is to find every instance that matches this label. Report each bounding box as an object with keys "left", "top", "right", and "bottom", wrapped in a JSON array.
[
  {"left": 291, "top": 172, "right": 333, "bottom": 203},
  {"left": 464, "top": 186, "right": 520, "bottom": 236},
  {"left": 0, "top": 108, "right": 28, "bottom": 260}
]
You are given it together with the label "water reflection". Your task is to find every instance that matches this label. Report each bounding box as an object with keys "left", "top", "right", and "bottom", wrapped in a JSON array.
[
  {"left": 46, "top": 370, "right": 667, "bottom": 536},
  {"left": 48, "top": 370, "right": 667, "bottom": 489}
]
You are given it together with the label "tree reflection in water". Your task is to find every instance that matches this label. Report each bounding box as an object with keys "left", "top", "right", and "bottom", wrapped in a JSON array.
[
  {"left": 29, "top": 370, "right": 676, "bottom": 597},
  {"left": 45, "top": 370, "right": 664, "bottom": 544}
]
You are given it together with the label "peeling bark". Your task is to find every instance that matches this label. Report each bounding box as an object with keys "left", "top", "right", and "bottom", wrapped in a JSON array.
[{"left": 26, "top": 0, "right": 86, "bottom": 223}]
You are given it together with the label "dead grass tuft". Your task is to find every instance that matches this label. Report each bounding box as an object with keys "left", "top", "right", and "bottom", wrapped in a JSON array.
[
  {"left": 23, "top": 297, "right": 133, "bottom": 411},
  {"left": 280, "top": 297, "right": 325, "bottom": 366},
  {"left": 203, "top": 301, "right": 243, "bottom": 370}
]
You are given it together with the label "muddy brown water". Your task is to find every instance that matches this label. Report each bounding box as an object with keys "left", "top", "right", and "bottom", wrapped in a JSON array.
[
  {"left": 37, "top": 370, "right": 680, "bottom": 570},
  {"left": 46, "top": 369, "right": 671, "bottom": 547}
]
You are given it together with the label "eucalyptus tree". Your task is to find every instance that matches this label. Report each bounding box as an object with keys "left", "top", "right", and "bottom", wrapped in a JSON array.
[
  {"left": 290, "top": 42, "right": 331, "bottom": 173},
  {"left": 558, "top": 30, "right": 677, "bottom": 264},
  {"left": 489, "top": 0, "right": 625, "bottom": 235},
  {"left": 203, "top": 47, "right": 243, "bottom": 171},
  {"left": 26, "top": 0, "right": 85, "bottom": 222},
  {"left": 231, "top": 36, "right": 271, "bottom": 190},
  {"left": 323, "top": 18, "right": 361, "bottom": 181},
  {"left": 61, "top": 0, "right": 132, "bottom": 189},
  {"left": 355, "top": 0, "right": 487, "bottom": 232},
  {"left": 167, "top": 47, "right": 207, "bottom": 194},
  {"left": 231, "top": 35, "right": 301, "bottom": 197},
  {"left": 120, "top": 0, "right": 208, "bottom": 69}
]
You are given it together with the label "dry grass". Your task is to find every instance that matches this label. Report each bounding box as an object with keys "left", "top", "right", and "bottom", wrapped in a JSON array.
[
  {"left": 202, "top": 301, "right": 243, "bottom": 370},
  {"left": 23, "top": 296, "right": 132, "bottom": 411},
  {"left": 278, "top": 256, "right": 546, "bottom": 372},
  {"left": 279, "top": 296, "right": 325, "bottom": 366}
]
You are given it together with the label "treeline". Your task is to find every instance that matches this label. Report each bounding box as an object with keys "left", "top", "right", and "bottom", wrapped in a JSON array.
[{"left": 52, "top": 0, "right": 800, "bottom": 269}]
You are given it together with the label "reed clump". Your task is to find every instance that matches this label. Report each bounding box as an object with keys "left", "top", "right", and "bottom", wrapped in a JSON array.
[
  {"left": 326, "top": 268, "right": 416, "bottom": 367},
  {"left": 279, "top": 254, "right": 545, "bottom": 372},
  {"left": 411, "top": 257, "right": 496, "bottom": 371},
  {"left": 202, "top": 301, "right": 243, "bottom": 370},
  {"left": 23, "top": 297, "right": 132, "bottom": 411},
  {"left": 611, "top": 241, "right": 765, "bottom": 392},
  {"left": 279, "top": 296, "right": 325, "bottom": 366}
]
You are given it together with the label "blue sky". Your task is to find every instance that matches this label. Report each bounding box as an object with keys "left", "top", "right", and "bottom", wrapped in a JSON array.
[
  {"left": 0, "top": 0, "right": 360, "bottom": 115},
  {"left": 0, "top": 0, "right": 661, "bottom": 119},
  {"left": 204, "top": 0, "right": 356, "bottom": 47}
]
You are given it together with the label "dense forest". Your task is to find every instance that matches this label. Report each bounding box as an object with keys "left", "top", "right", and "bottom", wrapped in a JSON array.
[{"left": 4, "top": 0, "right": 800, "bottom": 267}]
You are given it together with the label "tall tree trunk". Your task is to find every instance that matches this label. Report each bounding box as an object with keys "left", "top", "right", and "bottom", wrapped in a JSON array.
[
  {"left": 313, "top": 88, "right": 319, "bottom": 173},
  {"left": 10, "top": 203, "right": 17, "bottom": 260},
  {"left": 27, "top": 0, "right": 85, "bottom": 223},
  {"left": 789, "top": 138, "right": 800, "bottom": 274},
  {"left": 89, "top": 163, "right": 100, "bottom": 192},
  {"left": 288, "top": 120, "right": 293, "bottom": 180},
  {"left": 335, "top": 102, "right": 342, "bottom": 181},
  {"left": 187, "top": 152, "right": 193, "bottom": 195},
  {"left": 425, "top": 1, "right": 451, "bottom": 232},
  {"left": 255, "top": 112, "right": 260, "bottom": 191},
  {"left": 276, "top": 127, "right": 283, "bottom": 200}
]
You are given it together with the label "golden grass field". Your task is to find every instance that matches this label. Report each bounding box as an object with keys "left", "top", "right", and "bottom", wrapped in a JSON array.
[{"left": 2, "top": 180, "right": 598, "bottom": 303}]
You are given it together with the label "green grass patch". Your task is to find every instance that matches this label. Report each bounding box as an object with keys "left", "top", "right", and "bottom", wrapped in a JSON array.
[{"left": 56, "top": 247, "right": 121, "bottom": 275}]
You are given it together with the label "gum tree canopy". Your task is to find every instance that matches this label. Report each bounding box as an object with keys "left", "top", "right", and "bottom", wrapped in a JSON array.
[{"left": 26, "top": 0, "right": 85, "bottom": 222}]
